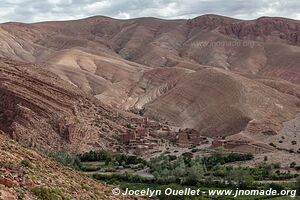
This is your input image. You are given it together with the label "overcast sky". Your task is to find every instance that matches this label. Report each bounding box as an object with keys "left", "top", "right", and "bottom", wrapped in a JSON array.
[{"left": 0, "top": 0, "right": 299, "bottom": 23}]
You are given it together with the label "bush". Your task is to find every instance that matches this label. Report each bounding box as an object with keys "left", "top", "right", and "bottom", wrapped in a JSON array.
[
  {"left": 191, "top": 149, "right": 198, "bottom": 153},
  {"left": 272, "top": 162, "right": 281, "bottom": 169},
  {"left": 31, "top": 186, "right": 70, "bottom": 200},
  {"left": 289, "top": 149, "right": 294, "bottom": 153},
  {"left": 167, "top": 155, "right": 177, "bottom": 161},
  {"left": 269, "top": 143, "right": 276, "bottom": 147},
  {"left": 267, "top": 183, "right": 285, "bottom": 192},
  {"left": 182, "top": 152, "right": 193, "bottom": 166},
  {"left": 80, "top": 165, "right": 101, "bottom": 172},
  {"left": 79, "top": 150, "right": 112, "bottom": 163},
  {"left": 296, "top": 177, "right": 300, "bottom": 195},
  {"left": 295, "top": 166, "right": 300, "bottom": 171},
  {"left": 21, "top": 160, "right": 33, "bottom": 168},
  {"left": 93, "top": 173, "right": 152, "bottom": 184},
  {"left": 290, "top": 162, "right": 296, "bottom": 168},
  {"left": 115, "top": 155, "right": 147, "bottom": 166},
  {"left": 202, "top": 153, "right": 254, "bottom": 168},
  {"left": 292, "top": 140, "right": 297, "bottom": 145},
  {"left": 49, "top": 150, "right": 81, "bottom": 170}
]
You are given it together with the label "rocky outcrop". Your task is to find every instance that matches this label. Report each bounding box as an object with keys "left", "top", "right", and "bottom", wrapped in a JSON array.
[
  {"left": 219, "top": 17, "right": 300, "bottom": 46},
  {"left": 187, "top": 14, "right": 240, "bottom": 30},
  {"left": 0, "top": 58, "right": 131, "bottom": 153}
]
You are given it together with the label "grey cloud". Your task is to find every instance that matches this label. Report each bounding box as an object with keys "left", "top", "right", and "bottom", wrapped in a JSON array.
[{"left": 0, "top": 0, "right": 299, "bottom": 23}]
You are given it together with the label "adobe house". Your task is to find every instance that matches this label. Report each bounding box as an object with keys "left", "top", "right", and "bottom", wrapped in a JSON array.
[
  {"left": 176, "top": 132, "right": 192, "bottom": 148},
  {"left": 135, "top": 127, "right": 149, "bottom": 138},
  {"left": 131, "top": 117, "right": 148, "bottom": 126},
  {"left": 119, "top": 129, "right": 136, "bottom": 144},
  {"left": 175, "top": 128, "right": 206, "bottom": 147},
  {"left": 211, "top": 139, "right": 228, "bottom": 148},
  {"left": 147, "top": 121, "right": 160, "bottom": 129}
]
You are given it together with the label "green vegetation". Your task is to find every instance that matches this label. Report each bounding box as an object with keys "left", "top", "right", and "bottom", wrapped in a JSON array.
[
  {"left": 296, "top": 177, "right": 300, "bottom": 196},
  {"left": 79, "top": 150, "right": 147, "bottom": 169},
  {"left": 149, "top": 154, "right": 205, "bottom": 185},
  {"left": 115, "top": 154, "right": 147, "bottom": 167},
  {"left": 48, "top": 150, "right": 81, "bottom": 170},
  {"left": 79, "top": 150, "right": 112, "bottom": 163},
  {"left": 20, "top": 159, "right": 33, "bottom": 168},
  {"left": 93, "top": 172, "right": 152, "bottom": 185},
  {"left": 48, "top": 149, "right": 299, "bottom": 199},
  {"left": 31, "top": 186, "right": 71, "bottom": 200},
  {"left": 290, "top": 162, "right": 297, "bottom": 168},
  {"left": 80, "top": 162, "right": 103, "bottom": 172},
  {"left": 201, "top": 152, "right": 254, "bottom": 169}
]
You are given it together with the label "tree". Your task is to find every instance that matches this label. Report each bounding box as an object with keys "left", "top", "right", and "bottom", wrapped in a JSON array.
[
  {"left": 296, "top": 176, "right": 300, "bottom": 196},
  {"left": 173, "top": 162, "right": 186, "bottom": 177},
  {"left": 228, "top": 169, "right": 253, "bottom": 188},
  {"left": 182, "top": 152, "right": 193, "bottom": 166},
  {"left": 258, "top": 163, "right": 272, "bottom": 179},
  {"left": 186, "top": 163, "right": 205, "bottom": 185}
]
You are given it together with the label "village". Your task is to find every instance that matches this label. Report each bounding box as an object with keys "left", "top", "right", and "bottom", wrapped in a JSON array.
[
  {"left": 116, "top": 117, "right": 210, "bottom": 154},
  {"left": 115, "top": 117, "right": 275, "bottom": 155}
]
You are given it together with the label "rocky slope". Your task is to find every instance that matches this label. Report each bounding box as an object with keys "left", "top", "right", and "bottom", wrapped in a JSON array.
[
  {"left": 0, "top": 131, "right": 135, "bottom": 200},
  {"left": 0, "top": 58, "right": 131, "bottom": 153}
]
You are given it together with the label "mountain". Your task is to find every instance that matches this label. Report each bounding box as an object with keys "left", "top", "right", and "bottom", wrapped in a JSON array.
[{"left": 0, "top": 14, "right": 299, "bottom": 154}]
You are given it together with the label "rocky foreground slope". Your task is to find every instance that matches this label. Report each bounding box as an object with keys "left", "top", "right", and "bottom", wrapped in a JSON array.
[{"left": 0, "top": 131, "right": 133, "bottom": 200}]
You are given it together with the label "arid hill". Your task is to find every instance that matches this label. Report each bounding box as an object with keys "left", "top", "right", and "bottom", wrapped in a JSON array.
[{"left": 0, "top": 14, "right": 300, "bottom": 84}]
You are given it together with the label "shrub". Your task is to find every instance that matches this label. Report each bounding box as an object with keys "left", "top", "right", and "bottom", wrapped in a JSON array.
[
  {"left": 272, "top": 162, "right": 281, "bottom": 169},
  {"left": 295, "top": 166, "right": 300, "bottom": 171},
  {"left": 31, "top": 186, "right": 70, "bottom": 200},
  {"left": 168, "top": 155, "right": 177, "bottom": 161},
  {"left": 296, "top": 177, "right": 300, "bottom": 195},
  {"left": 115, "top": 154, "right": 147, "bottom": 166},
  {"left": 292, "top": 141, "right": 297, "bottom": 145},
  {"left": 290, "top": 162, "right": 296, "bottom": 168},
  {"left": 139, "top": 108, "right": 145, "bottom": 116},
  {"left": 268, "top": 183, "right": 285, "bottom": 192},
  {"left": 79, "top": 150, "right": 112, "bottom": 163},
  {"left": 191, "top": 149, "right": 198, "bottom": 153},
  {"left": 49, "top": 150, "right": 81, "bottom": 170},
  {"left": 21, "top": 160, "right": 33, "bottom": 168},
  {"left": 269, "top": 143, "right": 276, "bottom": 147},
  {"left": 80, "top": 165, "right": 101, "bottom": 172},
  {"left": 202, "top": 153, "right": 254, "bottom": 169},
  {"left": 92, "top": 173, "right": 152, "bottom": 184}
]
